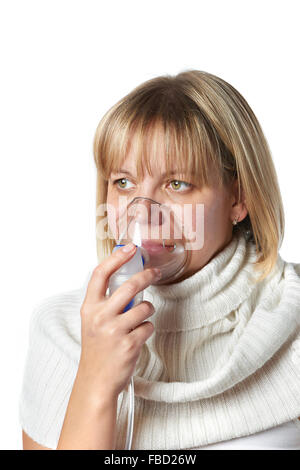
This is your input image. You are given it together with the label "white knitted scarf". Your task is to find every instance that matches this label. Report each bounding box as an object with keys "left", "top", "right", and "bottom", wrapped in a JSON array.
[{"left": 114, "top": 232, "right": 300, "bottom": 449}]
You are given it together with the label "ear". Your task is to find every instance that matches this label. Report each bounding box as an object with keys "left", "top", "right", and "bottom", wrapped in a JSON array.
[{"left": 230, "top": 178, "right": 248, "bottom": 223}]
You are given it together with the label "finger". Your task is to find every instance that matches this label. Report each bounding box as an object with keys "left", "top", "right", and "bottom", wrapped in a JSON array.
[
  {"left": 84, "top": 243, "right": 137, "bottom": 304},
  {"left": 129, "top": 321, "right": 155, "bottom": 348},
  {"left": 108, "top": 267, "right": 161, "bottom": 315},
  {"left": 117, "top": 301, "right": 155, "bottom": 332}
]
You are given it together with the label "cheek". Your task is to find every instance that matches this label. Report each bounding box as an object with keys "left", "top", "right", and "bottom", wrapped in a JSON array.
[
  {"left": 204, "top": 196, "right": 229, "bottom": 232},
  {"left": 106, "top": 191, "right": 129, "bottom": 241},
  {"left": 106, "top": 191, "right": 118, "bottom": 240},
  {"left": 107, "top": 207, "right": 117, "bottom": 240}
]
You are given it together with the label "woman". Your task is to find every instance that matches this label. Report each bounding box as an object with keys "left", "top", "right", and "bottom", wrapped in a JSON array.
[{"left": 20, "top": 70, "right": 300, "bottom": 450}]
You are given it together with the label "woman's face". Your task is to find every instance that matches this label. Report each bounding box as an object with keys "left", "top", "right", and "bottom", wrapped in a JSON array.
[{"left": 106, "top": 131, "right": 247, "bottom": 284}]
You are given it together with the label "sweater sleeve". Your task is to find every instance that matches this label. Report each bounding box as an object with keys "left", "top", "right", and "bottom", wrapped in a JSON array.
[{"left": 18, "top": 288, "right": 83, "bottom": 449}]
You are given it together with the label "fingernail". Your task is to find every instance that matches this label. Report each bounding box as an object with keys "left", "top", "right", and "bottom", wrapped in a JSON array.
[{"left": 122, "top": 242, "right": 136, "bottom": 253}]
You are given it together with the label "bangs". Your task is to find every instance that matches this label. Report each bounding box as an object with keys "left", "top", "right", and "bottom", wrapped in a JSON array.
[{"left": 94, "top": 80, "right": 236, "bottom": 189}]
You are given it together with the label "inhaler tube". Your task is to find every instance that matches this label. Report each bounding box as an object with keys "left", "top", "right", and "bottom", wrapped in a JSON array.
[
  {"left": 109, "top": 245, "right": 145, "bottom": 312},
  {"left": 107, "top": 196, "right": 192, "bottom": 449},
  {"left": 108, "top": 243, "right": 145, "bottom": 450}
]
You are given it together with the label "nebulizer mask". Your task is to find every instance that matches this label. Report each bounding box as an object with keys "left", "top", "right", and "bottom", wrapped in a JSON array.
[{"left": 108, "top": 196, "right": 192, "bottom": 449}]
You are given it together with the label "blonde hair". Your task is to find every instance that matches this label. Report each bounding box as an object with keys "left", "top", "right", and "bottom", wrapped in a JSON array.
[{"left": 93, "top": 70, "right": 285, "bottom": 283}]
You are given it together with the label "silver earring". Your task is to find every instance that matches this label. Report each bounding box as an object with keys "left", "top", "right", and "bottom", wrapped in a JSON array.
[{"left": 232, "top": 216, "right": 239, "bottom": 225}]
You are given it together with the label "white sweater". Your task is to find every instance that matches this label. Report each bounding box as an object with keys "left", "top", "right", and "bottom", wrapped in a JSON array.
[{"left": 19, "top": 232, "right": 300, "bottom": 449}]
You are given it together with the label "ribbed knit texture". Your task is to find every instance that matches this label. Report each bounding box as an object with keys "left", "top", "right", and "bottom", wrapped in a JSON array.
[{"left": 19, "top": 232, "right": 300, "bottom": 449}]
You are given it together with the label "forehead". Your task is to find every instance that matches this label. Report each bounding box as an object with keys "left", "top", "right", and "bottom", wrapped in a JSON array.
[
  {"left": 115, "top": 154, "right": 187, "bottom": 176},
  {"left": 112, "top": 122, "right": 187, "bottom": 177}
]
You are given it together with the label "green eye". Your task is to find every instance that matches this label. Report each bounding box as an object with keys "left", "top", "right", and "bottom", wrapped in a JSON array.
[
  {"left": 117, "top": 178, "right": 126, "bottom": 188},
  {"left": 169, "top": 180, "right": 192, "bottom": 191},
  {"left": 113, "top": 178, "right": 133, "bottom": 189}
]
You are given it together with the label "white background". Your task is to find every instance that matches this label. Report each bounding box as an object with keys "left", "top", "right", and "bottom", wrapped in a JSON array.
[{"left": 0, "top": 0, "right": 299, "bottom": 450}]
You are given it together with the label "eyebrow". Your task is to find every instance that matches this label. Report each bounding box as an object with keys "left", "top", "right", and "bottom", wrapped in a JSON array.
[{"left": 111, "top": 169, "right": 188, "bottom": 178}]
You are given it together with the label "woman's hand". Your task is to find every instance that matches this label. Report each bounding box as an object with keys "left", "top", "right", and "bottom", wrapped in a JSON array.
[
  {"left": 78, "top": 242, "right": 161, "bottom": 402},
  {"left": 57, "top": 242, "right": 161, "bottom": 449}
]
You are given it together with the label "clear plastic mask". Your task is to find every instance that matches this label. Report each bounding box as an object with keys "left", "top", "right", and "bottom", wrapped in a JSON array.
[{"left": 112, "top": 196, "right": 192, "bottom": 285}]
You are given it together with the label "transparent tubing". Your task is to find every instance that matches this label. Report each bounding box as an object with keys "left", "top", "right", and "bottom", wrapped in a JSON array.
[
  {"left": 123, "top": 289, "right": 144, "bottom": 450},
  {"left": 125, "top": 377, "right": 135, "bottom": 450}
]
